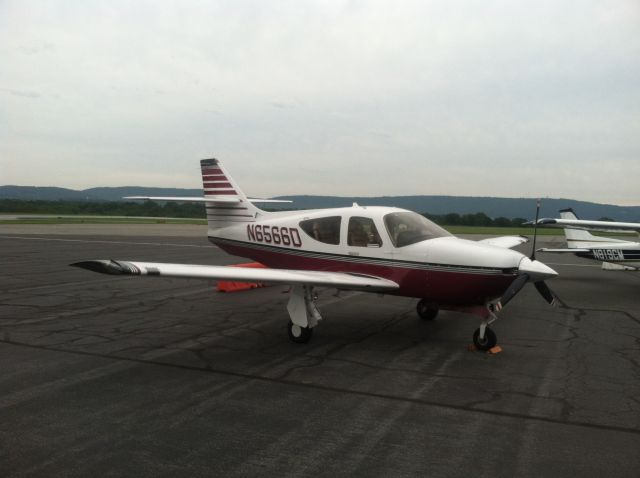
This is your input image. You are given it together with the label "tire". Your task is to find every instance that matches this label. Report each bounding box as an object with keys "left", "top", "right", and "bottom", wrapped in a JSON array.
[
  {"left": 416, "top": 300, "right": 438, "bottom": 320},
  {"left": 473, "top": 327, "right": 497, "bottom": 351},
  {"left": 288, "top": 321, "right": 314, "bottom": 344}
]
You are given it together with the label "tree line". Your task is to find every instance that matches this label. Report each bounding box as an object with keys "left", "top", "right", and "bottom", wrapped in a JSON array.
[
  {"left": 0, "top": 199, "right": 206, "bottom": 218},
  {"left": 1, "top": 199, "right": 530, "bottom": 226}
]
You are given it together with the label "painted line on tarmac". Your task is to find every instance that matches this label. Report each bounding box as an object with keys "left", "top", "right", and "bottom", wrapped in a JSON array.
[{"left": 0, "top": 235, "right": 215, "bottom": 248}]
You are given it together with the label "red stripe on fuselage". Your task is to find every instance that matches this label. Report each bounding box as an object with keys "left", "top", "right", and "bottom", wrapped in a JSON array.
[{"left": 210, "top": 239, "right": 517, "bottom": 305}]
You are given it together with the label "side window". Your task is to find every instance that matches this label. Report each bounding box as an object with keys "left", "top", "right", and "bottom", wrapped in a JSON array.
[
  {"left": 348, "top": 216, "right": 382, "bottom": 247},
  {"left": 299, "top": 216, "right": 341, "bottom": 245}
]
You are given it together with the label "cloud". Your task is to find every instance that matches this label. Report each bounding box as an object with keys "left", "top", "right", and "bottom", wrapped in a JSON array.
[
  {"left": 0, "top": 0, "right": 638, "bottom": 205},
  {"left": 0, "top": 88, "right": 41, "bottom": 98}
]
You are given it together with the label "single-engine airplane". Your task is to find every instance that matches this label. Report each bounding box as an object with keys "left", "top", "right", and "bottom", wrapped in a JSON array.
[
  {"left": 527, "top": 208, "right": 640, "bottom": 271},
  {"left": 71, "top": 159, "right": 558, "bottom": 350}
]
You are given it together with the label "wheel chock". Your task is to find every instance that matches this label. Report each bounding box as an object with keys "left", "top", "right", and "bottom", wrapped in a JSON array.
[
  {"left": 467, "top": 344, "right": 502, "bottom": 354},
  {"left": 217, "top": 262, "right": 269, "bottom": 293}
]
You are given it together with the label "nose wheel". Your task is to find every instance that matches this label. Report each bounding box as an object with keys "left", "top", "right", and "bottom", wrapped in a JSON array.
[{"left": 473, "top": 327, "right": 497, "bottom": 351}]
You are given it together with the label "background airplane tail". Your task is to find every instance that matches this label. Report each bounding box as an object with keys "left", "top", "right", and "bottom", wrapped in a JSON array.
[
  {"left": 201, "top": 158, "right": 261, "bottom": 229},
  {"left": 559, "top": 208, "right": 599, "bottom": 247}
]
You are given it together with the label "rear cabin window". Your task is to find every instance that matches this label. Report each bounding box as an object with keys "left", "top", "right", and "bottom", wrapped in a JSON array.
[
  {"left": 299, "top": 216, "right": 341, "bottom": 245},
  {"left": 348, "top": 216, "right": 382, "bottom": 247}
]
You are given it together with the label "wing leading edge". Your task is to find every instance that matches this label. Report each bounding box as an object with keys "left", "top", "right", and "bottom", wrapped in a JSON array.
[{"left": 70, "top": 260, "right": 399, "bottom": 292}]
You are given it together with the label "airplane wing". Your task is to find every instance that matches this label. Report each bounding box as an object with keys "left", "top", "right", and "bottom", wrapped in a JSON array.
[
  {"left": 478, "top": 236, "right": 529, "bottom": 249},
  {"left": 124, "top": 196, "right": 292, "bottom": 204},
  {"left": 70, "top": 260, "right": 399, "bottom": 292},
  {"left": 531, "top": 218, "right": 640, "bottom": 234},
  {"left": 537, "top": 248, "right": 591, "bottom": 253}
]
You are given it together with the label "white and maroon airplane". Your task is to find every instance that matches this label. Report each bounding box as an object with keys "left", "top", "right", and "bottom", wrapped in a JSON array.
[{"left": 72, "top": 159, "right": 558, "bottom": 351}]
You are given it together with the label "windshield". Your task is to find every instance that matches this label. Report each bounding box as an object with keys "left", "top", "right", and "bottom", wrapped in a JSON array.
[{"left": 384, "top": 212, "right": 452, "bottom": 247}]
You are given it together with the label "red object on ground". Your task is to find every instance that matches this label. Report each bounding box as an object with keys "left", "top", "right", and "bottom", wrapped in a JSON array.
[{"left": 217, "top": 262, "right": 269, "bottom": 292}]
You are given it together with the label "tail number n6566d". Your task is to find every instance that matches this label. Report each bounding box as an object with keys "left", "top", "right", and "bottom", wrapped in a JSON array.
[{"left": 247, "top": 225, "right": 302, "bottom": 247}]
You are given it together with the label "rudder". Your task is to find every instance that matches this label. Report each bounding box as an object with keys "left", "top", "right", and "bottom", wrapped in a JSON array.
[
  {"left": 559, "top": 208, "right": 599, "bottom": 247},
  {"left": 201, "top": 158, "right": 261, "bottom": 230}
]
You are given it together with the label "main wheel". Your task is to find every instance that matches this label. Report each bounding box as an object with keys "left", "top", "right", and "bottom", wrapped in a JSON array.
[
  {"left": 473, "top": 327, "right": 497, "bottom": 351},
  {"left": 416, "top": 299, "right": 438, "bottom": 320},
  {"left": 288, "top": 321, "right": 314, "bottom": 344}
]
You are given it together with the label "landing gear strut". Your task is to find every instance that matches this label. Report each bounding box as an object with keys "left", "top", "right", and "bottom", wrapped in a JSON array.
[
  {"left": 472, "top": 303, "right": 499, "bottom": 351},
  {"left": 286, "top": 285, "right": 322, "bottom": 344}
]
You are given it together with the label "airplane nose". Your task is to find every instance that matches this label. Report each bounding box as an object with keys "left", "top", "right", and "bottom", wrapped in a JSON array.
[{"left": 518, "top": 256, "right": 558, "bottom": 282}]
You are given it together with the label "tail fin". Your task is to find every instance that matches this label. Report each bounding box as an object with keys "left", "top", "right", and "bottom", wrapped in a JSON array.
[
  {"left": 559, "top": 208, "right": 599, "bottom": 247},
  {"left": 201, "top": 158, "right": 262, "bottom": 230}
]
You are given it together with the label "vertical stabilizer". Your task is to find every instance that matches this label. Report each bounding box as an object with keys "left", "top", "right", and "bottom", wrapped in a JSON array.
[
  {"left": 559, "top": 208, "right": 599, "bottom": 247},
  {"left": 200, "top": 158, "right": 262, "bottom": 230}
]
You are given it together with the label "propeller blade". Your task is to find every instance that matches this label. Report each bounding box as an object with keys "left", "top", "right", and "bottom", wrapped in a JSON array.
[
  {"left": 499, "top": 274, "right": 529, "bottom": 308},
  {"left": 530, "top": 199, "right": 541, "bottom": 260},
  {"left": 534, "top": 280, "right": 557, "bottom": 305}
]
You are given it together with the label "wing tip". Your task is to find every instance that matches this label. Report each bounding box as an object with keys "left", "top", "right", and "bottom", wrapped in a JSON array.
[{"left": 70, "top": 260, "right": 128, "bottom": 275}]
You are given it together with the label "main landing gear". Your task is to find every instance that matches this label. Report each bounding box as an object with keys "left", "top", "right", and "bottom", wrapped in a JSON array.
[
  {"left": 416, "top": 299, "right": 439, "bottom": 320},
  {"left": 286, "top": 285, "right": 321, "bottom": 344},
  {"left": 416, "top": 299, "right": 500, "bottom": 351}
]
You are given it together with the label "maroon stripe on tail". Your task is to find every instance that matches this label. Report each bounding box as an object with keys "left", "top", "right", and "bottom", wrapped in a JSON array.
[
  {"left": 203, "top": 182, "right": 233, "bottom": 188},
  {"left": 202, "top": 174, "right": 227, "bottom": 181},
  {"left": 205, "top": 190, "right": 238, "bottom": 195},
  {"left": 201, "top": 167, "right": 223, "bottom": 174}
]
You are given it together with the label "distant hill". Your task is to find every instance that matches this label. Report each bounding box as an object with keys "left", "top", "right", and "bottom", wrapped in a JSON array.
[
  {"left": 272, "top": 195, "right": 640, "bottom": 222},
  {"left": 1, "top": 185, "right": 639, "bottom": 221}
]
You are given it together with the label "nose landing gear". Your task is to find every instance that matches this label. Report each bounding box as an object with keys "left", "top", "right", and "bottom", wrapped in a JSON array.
[
  {"left": 421, "top": 300, "right": 501, "bottom": 351},
  {"left": 472, "top": 302, "right": 499, "bottom": 351}
]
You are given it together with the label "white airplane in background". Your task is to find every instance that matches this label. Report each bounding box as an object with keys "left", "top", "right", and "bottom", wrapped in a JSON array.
[
  {"left": 528, "top": 208, "right": 640, "bottom": 271},
  {"left": 72, "top": 159, "right": 558, "bottom": 351}
]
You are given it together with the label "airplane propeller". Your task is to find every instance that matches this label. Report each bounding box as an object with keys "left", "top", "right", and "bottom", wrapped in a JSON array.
[
  {"left": 499, "top": 199, "right": 558, "bottom": 308},
  {"left": 534, "top": 280, "right": 556, "bottom": 305}
]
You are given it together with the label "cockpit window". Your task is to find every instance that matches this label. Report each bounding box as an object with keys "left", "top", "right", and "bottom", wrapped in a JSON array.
[
  {"left": 299, "top": 216, "right": 341, "bottom": 245},
  {"left": 348, "top": 216, "right": 382, "bottom": 247},
  {"left": 384, "top": 212, "right": 452, "bottom": 247}
]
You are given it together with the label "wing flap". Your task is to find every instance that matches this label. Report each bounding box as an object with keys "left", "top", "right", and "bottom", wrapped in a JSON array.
[{"left": 70, "top": 260, "right": 399, "bottom": 292}]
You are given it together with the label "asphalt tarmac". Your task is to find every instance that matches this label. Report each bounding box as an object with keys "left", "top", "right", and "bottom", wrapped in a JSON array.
[{"left": 1, "top": 225, "right": 639, "bottom": 477}]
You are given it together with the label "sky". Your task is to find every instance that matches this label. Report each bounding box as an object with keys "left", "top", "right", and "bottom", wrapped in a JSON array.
[{"left": 1, "top": 0, "right": 639, "bottom": 205}]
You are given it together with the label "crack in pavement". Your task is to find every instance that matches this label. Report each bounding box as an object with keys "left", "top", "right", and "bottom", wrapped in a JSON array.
[{"left": 2, "top": 338, "right": 639, "bottom": 436}]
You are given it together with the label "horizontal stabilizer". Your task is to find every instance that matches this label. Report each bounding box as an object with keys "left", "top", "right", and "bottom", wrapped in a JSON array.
[
  {"left": 124, "top": 196, "right": 291, "bottom": 204},
  {"left": 70, "top": 260, "right": 399, "bottom": 292},
  {"left": 601, "top": 262, "right": 638, "bottom": 271}
]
